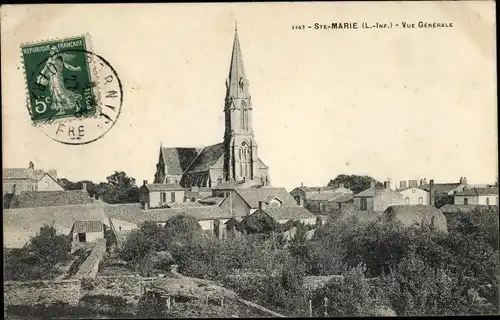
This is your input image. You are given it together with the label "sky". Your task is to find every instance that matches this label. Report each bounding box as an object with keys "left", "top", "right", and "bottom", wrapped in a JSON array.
[{"left": 1, "top": 2, "right": 497, "bottom": 191}]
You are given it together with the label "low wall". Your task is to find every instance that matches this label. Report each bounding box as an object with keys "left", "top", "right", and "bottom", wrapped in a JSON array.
[
  {"left": 4, "top": 279, "right": 81, "bottom": 307},
  {"left": 73, "top": 239, "right": 107, "bottom": 279}
]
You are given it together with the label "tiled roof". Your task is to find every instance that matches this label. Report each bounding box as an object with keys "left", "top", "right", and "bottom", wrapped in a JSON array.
[
  {"left": 419, "top": 183, "right": 462, "bottom": 194},
  {"left": 3, "top": 203, "right": 108, "bottom": 248},
  {"left": 8, "top": 190, "right": 94, "bottom": 209},
  {"left": 354, "top": 187, "right": 379, "bottom": 198},
  {"left": 309, "top": 192, "right": 353, "bottom": 202},
  {"left": 212, "top": 179, "right": 263, "bottom": 190},
  {"left": 236, "top": 188, "right": 297, "bottom": 208},
  {"left": 161, "top": 147, "right": 199, "bottom": 175},
  {"left": 198, "top": 196, "right": 225, "bottom": 205},
  {"left": 439, "top": 204, "right": 483, "bottom": 214},
  {"left": 299, "top": 186, "right": 335, "bottom": 193},
  {"left": 262, "top": 206, "right": 316, "bottom": 221},
  {"left": 167, "top": 202, "right": 204, "bottom": 208},
  {"left": 184, "top": 143, "right": 225, "bottom": 173},
  {"left": 3, "top": 168, "right": 37, "bottom": 180},
  {"left": 144, "top": 183, "right": 184, "bottom": 191},
  {"left": 330, "top": 193, "right": 354, "bottom": 203},
  {"left": 455, "top": 187, "right": 498, "bottom": 196},
  {"left": 72, "top": 220, "right": 104, "bottom": 233}
]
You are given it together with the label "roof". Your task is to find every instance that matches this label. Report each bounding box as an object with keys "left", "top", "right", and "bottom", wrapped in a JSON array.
[
  {"left": 297, "top": 186, "right": 335, "bottom": 193},
  {"left": 3, "top": 203, "right": 108, "bottom": 248},
  {"left": 354, "top": 187, "right": 379, "bottom": 198},
  {"left": 166, "top": 202, "right": 204, "bottom": 208},
  {"left": 104, "top": 203, "right": 233, "bottom": 225},
  {"left": 144, "top": 183, "right": 184, "bottom": 191},
  {"left": 8, "top": 190, "right": 94, "bottom": 209},
  {"left": 439, "top": 204, "right": 489, "bottom": 214},
  {"left": 212, "top": 179, "right": 263, "bottom": 190},
  {"left": 72, "top": 220, "right": 104, "bottom": 233},
  {"left": 383, "top": 205, "right": 447, "bottom": 232},
  {"left": 309, "top": 192, "right": 353, "bottom": 202},
  {"left": 236, "top": 188, "right": 297, "bottom": 208},
  {"left": 198, "top": 196, "right": 225, "bottom": 205},
  {"left": 184, "top": 143, "right": 225, "bottom": 173},
  {"left": 3, "top": 168, "right": 37, "bottom": 180},
  {"left": 419, "top": 183, "right": 462, "bottom": 194},
  {"left": 37, "top": 173, "right": 65, "bottom": 189},
  {"left": 455, "top": 187, "right": 498, "bottom": 196},
  {"left": 262, "top": 206, "right": 316, "bottom": 221},
  {"left": 160, "top": 147, "right": 199, "bottom": 175}
]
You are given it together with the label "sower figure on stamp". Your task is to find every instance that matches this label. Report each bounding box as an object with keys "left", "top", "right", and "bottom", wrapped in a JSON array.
[{"left": 37, "top": 46, "right": 83, "bottom": 115}]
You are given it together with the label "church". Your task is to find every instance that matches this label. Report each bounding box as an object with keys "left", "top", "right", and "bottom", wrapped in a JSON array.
[{"left": 153, "top": 27, "right": 271, "bottom": 188}]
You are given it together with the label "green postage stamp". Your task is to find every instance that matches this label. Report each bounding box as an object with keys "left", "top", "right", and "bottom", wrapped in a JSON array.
[{"left": 21, "top": 35, "right": 98, "bottom": 123}]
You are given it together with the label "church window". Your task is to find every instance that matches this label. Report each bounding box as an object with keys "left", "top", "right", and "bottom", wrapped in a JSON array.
[
  {"left": 239, "top": 77, "right": 244, "bottom": 92},
  {"left": 239, "top": 164, "right": 243, "bottom": 177},
  {"left": 245, "top": 164, "right": 248, "bottom": 177},
  {"left": 241, "top": 101, "right": 248, "bottom": 131}
]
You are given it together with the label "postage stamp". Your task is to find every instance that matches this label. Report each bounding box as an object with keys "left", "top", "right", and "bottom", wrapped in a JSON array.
[
  {"left": 20, "top": 35, "right": 123, "bottom": 145},
  {"left": 22, "top": 35, "right": 98, "bottom": 123}
]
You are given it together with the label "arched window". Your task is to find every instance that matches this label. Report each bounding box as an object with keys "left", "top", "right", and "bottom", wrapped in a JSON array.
[
  {"left": 239, "top": 163, "right": 243, "bottom": 177},
  {"left": 239, "top": 77, "right": 244, "bottom": 92},
  {"left": 405, "top": 197, "right": 409, "bottom": 205},
  {"left": 240, "top": 101, "right": 248, "bottom": 131}
]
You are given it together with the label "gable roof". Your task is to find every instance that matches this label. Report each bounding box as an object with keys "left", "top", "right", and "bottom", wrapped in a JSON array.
[
  {"left": 143, "top": 183, "right": 184, "bottom": 191},
  {"left": 184, "top": 143, "right": 225, "bottom": 173},
  {"left": 236, "top": 188, "right": 297, "bottom": 208},
  {"left": 309, "top": 191, "right": 353, "bottom": 202},
  {"left": 161, "top": 147, "right": 199, "bottom": 175},
  {"left": 38, "top": 173, "right": 65, "bottom": 189},
  {"left": 455, "top": 187, "right": 498, "bottom": 197},
  {"left": 354, "top": 187, "right": 379, "bottom": 198},
  {"left": 262, "top": 206, "right": 316, "bottom": 221},
  {"left": 3, "top": 168, "right": 37, "bottom": 180},
  {"left": 8, "top": 190, "right": 94, "bottom": 209},
  {"left": 72, "top": 220, "right": 104, "bottom": 233}
]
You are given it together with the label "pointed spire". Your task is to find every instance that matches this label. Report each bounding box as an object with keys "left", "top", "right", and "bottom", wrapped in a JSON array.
[
  {"left": 227, "top": 24, "right": 248, "bottom": 98},
  {"left": 235, "top": 20, "right": 238, "bottom": 32}
]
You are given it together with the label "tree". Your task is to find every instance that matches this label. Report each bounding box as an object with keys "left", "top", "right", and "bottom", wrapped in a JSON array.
[{"left": 327, "top": 174, "right": 383, "bottom": 194}]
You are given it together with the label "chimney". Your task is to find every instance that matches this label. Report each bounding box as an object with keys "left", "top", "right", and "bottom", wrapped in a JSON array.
[
  {"left": 400, "top": 181, "right": 407, "bottom": 190},
  {"left": 143, "top": 180, "right": 148, "bottom": 186},
  {"left": 462, "top": 177, "right": 468, "bottom": 185},
  {"left": 258, "top": 201, "right": 263, "bottom": 211},
  {"left": 384, "top": 181, "right": 391, "bottom": 190},
  {"left": 13, "top": 184, "right": 20, "bottom": 196},
  {"left": 82, "top": 182, "right": 87, "bottom": 191},
  {"left": 339, "top": 183, "right": 345, "bottom": 189},
  {"left": 429, "top": 179, "right": 435, "bottom": 207},
  {"left": 301, "top": 182, "right": 304, "bottom": 187},
  {"left": 409, "top": 180, "right": 418, "bottom": 188},
  {"left": 423, "top": 178, "right": 427, "bottom": 185},
  {"left": 419, "top": 179, "right": 423, "bottom": 186},
  {"left": 28, "top": 161, "right": 34, "bottom": 169},
  {"left": 370, "top": 181, "right": 376, "bottom": 189}
]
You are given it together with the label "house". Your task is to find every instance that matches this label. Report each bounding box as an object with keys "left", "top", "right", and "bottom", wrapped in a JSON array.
[
  {"left": 139, "top": 180, "right": 185, "bottom": 209},
  {"left": 419, "top": 176, "right": 470, "bottom": 196},
  {"left": 240, "top": 201, "right": 317, "bottom": 233},
  {"left": 289, "top": 183, "right": 335, "bottom": 205},
  {"left": 353, "top": 181, "right": 405, "bottom": 212},
  {"left": 3, "top": 161, "right": 38, "bottom": 194},
  {"left": 184, "top": 186, "right": 212, "bottom": 202},
  {"left": 305, "top": 183, "right": 353, "bottom": 214},
  {"left": 70, "top": 220, "right": 105, "bottom": 250},
  {"left": 454, "top": 187, "right": 498, "bottom": 205},
  {"left": 397, "top": 180, "right": 431, "bottom": 205},
  {"left": 37, "top": 172, "right": 65, "bottom": 191},
  {"left": 219, "top": 187, "right": 298, "bottom": 218}
]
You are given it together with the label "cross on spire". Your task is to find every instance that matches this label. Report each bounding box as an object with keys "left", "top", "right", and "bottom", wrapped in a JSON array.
[{"left": 235, "top": 20, "right": 238, "bottom": 32}]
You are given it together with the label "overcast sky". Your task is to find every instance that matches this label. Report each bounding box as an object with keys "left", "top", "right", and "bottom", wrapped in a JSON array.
[{"left": 2, "top": 2, "right": 497, "bottom": 190}]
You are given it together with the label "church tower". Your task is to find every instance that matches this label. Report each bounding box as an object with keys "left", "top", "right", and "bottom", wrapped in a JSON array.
[{"left": 223, "top": 25, "right": 260, "bottom": 183}]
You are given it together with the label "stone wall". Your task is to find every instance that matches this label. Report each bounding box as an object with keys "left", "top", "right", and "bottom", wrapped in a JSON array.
[
  {"left": 4, "top": 279, "right": 81, "bottom": 307},
  {"left": 73, "top": 238, "right": 107, "bottom": 279}
]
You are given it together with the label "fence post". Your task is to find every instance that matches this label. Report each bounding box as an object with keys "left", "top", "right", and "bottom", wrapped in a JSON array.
[
  {"left": 324, "top": 296, "right": 328, "bottom": 317},
  {"left": 309, "top": 299, "right": 312, "bottom": 317}
]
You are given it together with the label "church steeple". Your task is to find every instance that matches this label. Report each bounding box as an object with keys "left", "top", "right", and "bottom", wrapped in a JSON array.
[
  {"left": 223, "top": 25, "right": 259, "bottom": 183},
  {"left": 226, "top": 25, "right": 249, "bottom": 99}
]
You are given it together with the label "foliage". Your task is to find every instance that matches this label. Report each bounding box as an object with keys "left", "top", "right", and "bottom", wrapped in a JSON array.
[
  {"left": 327, "top": 174, "right": 383, "bottom": 194},
  {"left": 4, "top": 224, "right": 72, "bottom": 281},
  {"left": 58, "top": 171, "right": 139, "bottom": 203},
  {"left": 434, "top": 192, "right": 454, "bottom": 209}
]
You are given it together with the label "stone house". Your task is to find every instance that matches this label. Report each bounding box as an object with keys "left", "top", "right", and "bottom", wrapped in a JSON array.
[
  {"left": 289, "top": 184, "right": 335, "bottom": 206},
  {"left": 397, "top": 180, "right": 431, "bottom": 205},
  {"left": 354, "top": 181, "right": 406, "bottom": 212},
  {"left": 219, "top": 186, "right": 298, "bottom": 218},
  {"left": 419, "top": 176, "right": 470, "bottom": 196},
  {"left": 139, "top": 181, "right": 185, "bottom": 209},
  {"left": 454, "top": 187, "right": 499, "bottom": 205},
  {"left": 304, "top": 184, "right": 353, "bottom": 214},
  {"left": 71, "top": 220, "right": 105, "bottom": 248},
  {"left": 3, "top": 161, "right": 38, "bottom": 194}
]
